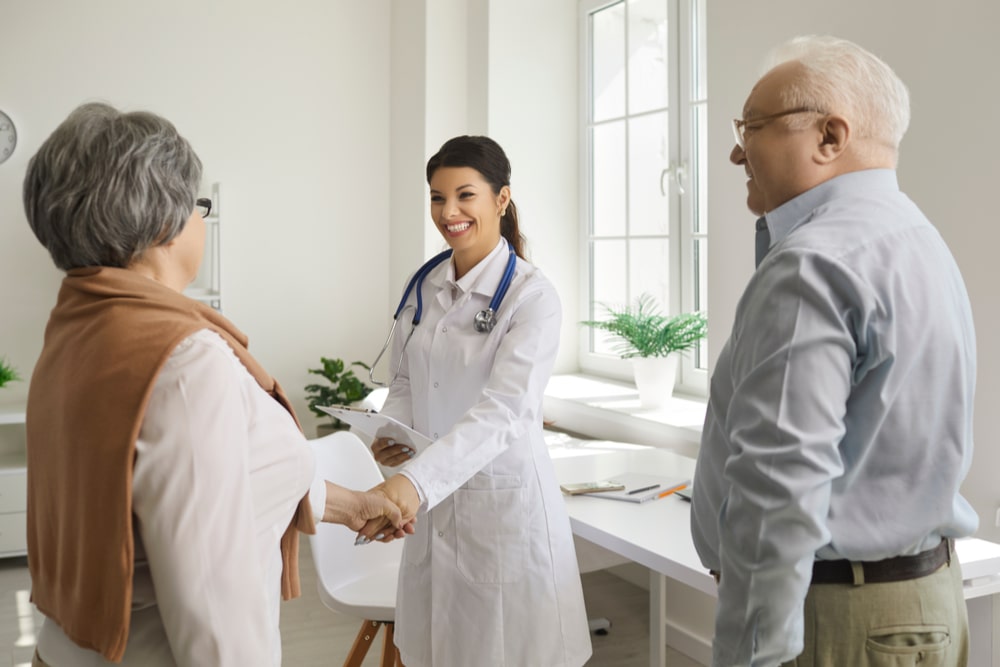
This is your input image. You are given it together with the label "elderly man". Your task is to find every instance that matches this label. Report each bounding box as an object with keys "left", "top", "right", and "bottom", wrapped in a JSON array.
[{"left": 691, "top": 35, "right": 977, "bottom": 667}]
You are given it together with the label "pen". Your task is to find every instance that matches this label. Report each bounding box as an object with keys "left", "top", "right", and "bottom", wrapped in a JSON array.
[
  {"left": 657, "top": 483, "right": 688, "bottom": 499},
  {"left": 627, "top": 483, "right": 660, "bottom": 496}
]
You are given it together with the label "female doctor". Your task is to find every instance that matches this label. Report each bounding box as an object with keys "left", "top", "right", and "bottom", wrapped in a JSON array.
[{"left": 360, "top": 135, "right": 592, "bottom": 667}]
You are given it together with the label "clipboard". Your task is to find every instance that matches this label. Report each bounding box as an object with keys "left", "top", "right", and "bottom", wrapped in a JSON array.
[{"left": 317, "top": 405, "right": 433, "bottom": 455}]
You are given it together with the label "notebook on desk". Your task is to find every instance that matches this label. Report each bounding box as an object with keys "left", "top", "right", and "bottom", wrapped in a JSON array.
[{"left": 581, "top": 472, "right": 690, "bottom": 503}]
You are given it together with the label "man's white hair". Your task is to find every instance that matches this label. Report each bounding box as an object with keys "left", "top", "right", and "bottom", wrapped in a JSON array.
[{"left": 764, "top": 35, "right": 910, "bottom": 154}]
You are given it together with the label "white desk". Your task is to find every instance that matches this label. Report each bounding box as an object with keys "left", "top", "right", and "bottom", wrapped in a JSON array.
[{"left": 549, "top": 441, "right": 1000, "bottom": 667}]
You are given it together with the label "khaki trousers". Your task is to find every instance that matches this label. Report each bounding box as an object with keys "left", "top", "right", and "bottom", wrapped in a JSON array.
[{"left": 780, "top": 545, "right": 968, "bottom": 667}]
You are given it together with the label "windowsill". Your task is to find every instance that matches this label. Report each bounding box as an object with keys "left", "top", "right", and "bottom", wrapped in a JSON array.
[{"left": 543, "top": 373, "right": 706, "bottom": 459}]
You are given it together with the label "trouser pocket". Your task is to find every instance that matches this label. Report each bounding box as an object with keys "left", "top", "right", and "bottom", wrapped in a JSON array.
[{"left": 866, "top": 625, "right": 950, "bottom": 666}]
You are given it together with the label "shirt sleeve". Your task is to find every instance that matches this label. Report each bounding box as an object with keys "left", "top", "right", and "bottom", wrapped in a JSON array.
[
  {"left": 131, "top": 332, "right": 276, "bottom": 667},
  {"left": 400, "top": 280, "right": 561, "bottom": 511},
  {"left": 713, "top": 250, "right": 862, "bottom": 666}
]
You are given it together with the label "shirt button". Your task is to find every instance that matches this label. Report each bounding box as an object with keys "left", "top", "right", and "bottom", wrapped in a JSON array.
[
  {"left": 438, "top": 531, "right": 445, "bottom": 537},
  {"left": 432, "top": 432, "right": 439, "bottom": 438},
  {"left": 433, "top": 382, "right": 439, "bottom": 388},
  {"left": 442, "top": 326, "right": 448, "bottom": 333}
]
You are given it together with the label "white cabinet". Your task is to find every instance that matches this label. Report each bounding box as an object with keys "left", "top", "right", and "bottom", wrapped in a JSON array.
[
  {"left": 0, "top": 404, "right": 27, "bottom": 558},
  {"left": 185, "top": 181, "right": 223, "bottom": 312}
]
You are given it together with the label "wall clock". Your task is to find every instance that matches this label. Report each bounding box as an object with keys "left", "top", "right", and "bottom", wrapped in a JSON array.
[{"left": 0, "top": 110, "right": 17, "bottom": 164}]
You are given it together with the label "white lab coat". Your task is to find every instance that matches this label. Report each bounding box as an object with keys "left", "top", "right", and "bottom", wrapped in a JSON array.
[{"left": 380, "top": 240, "right": 592, "bottom": 667}]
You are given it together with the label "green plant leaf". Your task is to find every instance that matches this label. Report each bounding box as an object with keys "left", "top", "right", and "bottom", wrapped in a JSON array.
[
  {"left": 0, "top": 357, "right": 21, "bottom": 388},
  {"left": 304, "top": 357, "right": 374, "bottom": 423},
  {"left": 580, "top": 294, "right": 707, "bottom": 359}
]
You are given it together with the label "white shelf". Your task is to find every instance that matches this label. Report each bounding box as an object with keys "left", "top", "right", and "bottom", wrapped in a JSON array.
[
  {"left": 543, "top": 373, "right": 706, "bottom": 458},
  {"left": 185, "top": 182, "right": 222, "bottom": 312}
]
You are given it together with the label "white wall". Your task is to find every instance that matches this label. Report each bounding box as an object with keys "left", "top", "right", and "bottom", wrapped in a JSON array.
[
  {"left": 0, "top": 0, "right": 392, "bottom": 434},
  {"left": 706, "top": 0, "right": 1000, "bottom": 543},
  {"left": 487, "top": 0, "right": 580, "bottom": 371}
]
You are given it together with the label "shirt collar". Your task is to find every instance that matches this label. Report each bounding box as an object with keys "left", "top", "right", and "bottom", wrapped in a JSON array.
[
  {"left": 761, "top": 169, "right": 900, "bottom": 248},
  {"left": 430, "top": 238, "right": 509, "bottom": 297}
]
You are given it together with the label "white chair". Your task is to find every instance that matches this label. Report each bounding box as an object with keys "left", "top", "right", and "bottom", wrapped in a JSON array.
[{"left": 308, "top": 431, "right": 404, "bottom": 667}]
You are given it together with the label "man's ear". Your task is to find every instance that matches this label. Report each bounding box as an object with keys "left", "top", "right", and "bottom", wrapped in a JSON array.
[{"left": 815, "top": 115, "right": 850, "bottom": 163}]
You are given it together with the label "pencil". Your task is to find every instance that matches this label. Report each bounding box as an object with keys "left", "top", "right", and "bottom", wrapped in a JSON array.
[{"left": 657, "top": 483, "right": 688, "bottom": 499}]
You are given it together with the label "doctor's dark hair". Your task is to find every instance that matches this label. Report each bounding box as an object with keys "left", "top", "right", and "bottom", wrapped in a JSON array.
[
  {"left": 426, "top": 135, "right": 527, "bottom": 260},
  {"left": 23, "top": 102, "right": 202, "bottom": 271}
]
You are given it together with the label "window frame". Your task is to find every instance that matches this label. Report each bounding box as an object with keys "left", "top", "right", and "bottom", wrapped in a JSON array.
[{"left": 577, "top": 0, "right": 708, "bottom": 396}]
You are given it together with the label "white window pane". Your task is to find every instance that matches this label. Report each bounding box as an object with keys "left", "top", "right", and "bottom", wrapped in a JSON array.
[
  {"left": 592, "top": 239, "right": 628, "bottom": 355},
  {"left": 628, "top": 112, "right": 669, "bottom": 236},
  {"left": 629, "top": 238, "right": 670, "bottom": 313},
  {"left": 593, "top": 121, "right": 626, "bottom": 237},
  {"left": 592, "top": 2, "right": 626, "bottom": 122},
  {"left": 627, "top": 0, "right": 669, "bottom": 114}
]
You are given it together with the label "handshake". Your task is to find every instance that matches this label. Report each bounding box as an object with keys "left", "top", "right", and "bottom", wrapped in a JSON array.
[{"left": 323, "top": 436, "right": 421, "bottom": 545}]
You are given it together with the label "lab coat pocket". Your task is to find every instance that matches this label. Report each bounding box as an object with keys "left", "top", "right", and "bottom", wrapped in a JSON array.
[{"left": 454, "top": 473, "right": 525, "bottom": 584}]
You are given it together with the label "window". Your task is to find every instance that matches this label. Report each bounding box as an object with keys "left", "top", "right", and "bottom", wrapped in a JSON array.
[{"left": 579, "top": 0, "right": 708, "bottom": 394}]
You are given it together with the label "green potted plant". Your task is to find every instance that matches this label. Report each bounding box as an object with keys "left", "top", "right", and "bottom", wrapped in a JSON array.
[
  {"left": 305, "top": 357, "right": 373, "bottom": 435},
  {"left": 581, "top": 294, "right": 707, "bottom": 407},
  {"left": 0, "top": 357, "right": 21, "bottom": 389}
]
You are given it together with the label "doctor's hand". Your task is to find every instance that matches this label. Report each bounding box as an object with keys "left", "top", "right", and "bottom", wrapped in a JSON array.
[
  {"left": 355, "top": 474, "right": 420, "bottom": 545},
  {"left": 371, "top": 437, "right": 416, "bottom": 467},
  {"left": 321, "top": 482, "right": 410, "bottom": 537}
]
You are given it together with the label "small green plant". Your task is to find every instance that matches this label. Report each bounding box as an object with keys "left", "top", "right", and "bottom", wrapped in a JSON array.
[
  {"left": 581, "top": 294, "right": 707, "bottom": 359},
  {"left": 305, "top": 357, "right": 373, "bottom": 426},
  {"left": 0, "top": 357, "right": 21, "bottom": 388}
]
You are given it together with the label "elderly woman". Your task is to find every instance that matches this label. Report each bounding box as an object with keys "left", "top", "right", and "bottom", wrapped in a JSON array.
[{"left": 22, "top": 102, "right": 407, "bottom": 667}]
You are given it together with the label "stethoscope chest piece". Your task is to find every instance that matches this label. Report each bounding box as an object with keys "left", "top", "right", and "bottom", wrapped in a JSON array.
[{"left": 474, "top": 308, "right": 497, "bottom": 333}]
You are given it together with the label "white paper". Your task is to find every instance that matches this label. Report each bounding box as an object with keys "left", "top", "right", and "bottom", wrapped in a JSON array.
[
  {"left": 317, "top": 405, "right": 433, "bottom": 454},
  {"left": 583, "top": 472, "right": 690, "bottom": 504}
]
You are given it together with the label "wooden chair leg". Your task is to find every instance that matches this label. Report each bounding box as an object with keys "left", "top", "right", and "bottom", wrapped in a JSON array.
[
  {"left": 344, "top": 619, "right": 381, "bottom": 667},
  {"left": 379, "top": 622, "right": 396, "bottom": 667}
]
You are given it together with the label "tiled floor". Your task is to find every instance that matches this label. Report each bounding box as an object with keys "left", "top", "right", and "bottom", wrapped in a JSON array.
[{"left": 0, "top": 543, "right": 701, "bottom": 666}]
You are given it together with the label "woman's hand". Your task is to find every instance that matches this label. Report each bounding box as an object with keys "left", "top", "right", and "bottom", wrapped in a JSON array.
[
  {"left": 356, "top": 474, "right": 420, "bottom": 544},
  {"left": 371, "top": 437, "right": 416, "bottom": 467},
  {"left": 322, "top": 482, "right": 411, "bottom": 537}
]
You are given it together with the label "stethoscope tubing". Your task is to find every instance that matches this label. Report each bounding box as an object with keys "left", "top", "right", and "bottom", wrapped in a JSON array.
[{"left": 370, "top": 242, "right": 517, "bottom": 386}]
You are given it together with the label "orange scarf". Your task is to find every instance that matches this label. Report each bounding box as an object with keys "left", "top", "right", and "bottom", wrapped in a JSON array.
[{"left": 26, "top": 267, "right": 314, "bottom": 662}]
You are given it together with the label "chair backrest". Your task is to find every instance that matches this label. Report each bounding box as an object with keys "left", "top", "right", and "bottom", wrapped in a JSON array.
[{"left": 308, "top": 430, "right": 402, "bottom": 619}]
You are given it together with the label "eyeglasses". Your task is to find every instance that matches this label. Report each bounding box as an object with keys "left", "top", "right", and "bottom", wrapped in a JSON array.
[
  {"left": 196, "top": 198, "right": 212, "bottom": 219},
  {"left": 731, "top": 107, "right": 824, "bottom": 149}
]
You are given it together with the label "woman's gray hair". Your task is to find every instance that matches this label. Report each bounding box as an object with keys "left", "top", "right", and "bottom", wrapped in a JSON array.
[
  {"left": 23, "top": 102, "right": 202, "bottom": 271},
  {"left": 765, "top": 35, "right": 910, "bottom": 157}
]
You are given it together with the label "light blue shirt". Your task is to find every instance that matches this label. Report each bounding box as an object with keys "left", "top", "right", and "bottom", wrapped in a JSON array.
[{"left": 691, "top": 169, "right": 978, "bottom": 667}]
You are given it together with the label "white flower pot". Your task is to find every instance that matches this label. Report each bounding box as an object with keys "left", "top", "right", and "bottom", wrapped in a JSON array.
[{"left": 631, "top": 355, "right": 679, "bottom": 408}]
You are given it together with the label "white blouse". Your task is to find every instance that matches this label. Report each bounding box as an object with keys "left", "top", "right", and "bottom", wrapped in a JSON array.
[{"left": 36, "top": 329, "right": 326, "bottom": 667}]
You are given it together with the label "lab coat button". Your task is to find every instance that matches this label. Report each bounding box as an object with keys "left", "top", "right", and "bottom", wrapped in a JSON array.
[
  {"left": 433, "top": 432, "right": 439, "bottom": 438},
  {"left": 433, "top": 382, "right": 439, "bottom": 388},
  {"left": 442, "top": 326, "right": 448, "bottom": 332},
  {"left": 438, "top": 531, "right": 444, "bottom": 537}
]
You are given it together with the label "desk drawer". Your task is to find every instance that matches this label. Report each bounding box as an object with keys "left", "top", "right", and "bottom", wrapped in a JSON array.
[
  {"left": 0, "top": 512, "right": 26, "bottom": 555},
  {"left": 0, "top": 469, "right": 26, "bottom": 513}
]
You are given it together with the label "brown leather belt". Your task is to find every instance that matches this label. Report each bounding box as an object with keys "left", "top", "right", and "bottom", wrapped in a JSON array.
[{"left": 811, "top": 539, "right": 950, "bottom": 585}]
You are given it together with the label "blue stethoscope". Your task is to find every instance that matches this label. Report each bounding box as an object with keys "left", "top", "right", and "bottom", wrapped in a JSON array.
[{"left": 369, "top": 243, "right": 517, "bottom": 387}]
